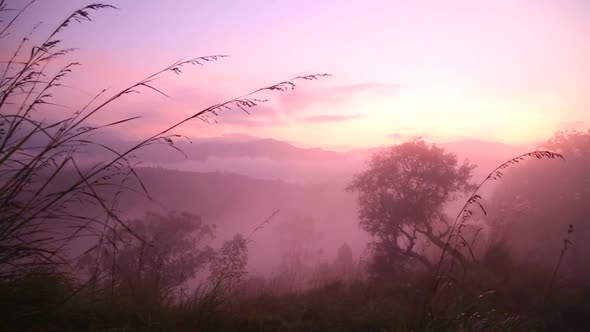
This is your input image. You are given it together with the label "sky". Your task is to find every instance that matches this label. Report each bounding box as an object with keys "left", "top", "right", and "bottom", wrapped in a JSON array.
[{"left": 5, "top": 0, "right": 590, "bottom": 149}]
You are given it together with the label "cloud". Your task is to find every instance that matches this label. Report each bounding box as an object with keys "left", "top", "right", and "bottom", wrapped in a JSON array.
[
  {"left": 299, "top": 114, "right": 363, "bottom": 123},
  {"left": 164, "top": 81, "right": 397, "bottom": 129},
  {"left": 387, "top": 132, "right": 487, "bottom": 145},
  {"left": 107, "top": 81, "right": 397, "bottom": 130},
  {"left": 215, "top": 104, "right": 287, "bottom": 127},
  {"left": 387, "top": 132, "right": 429, "bottom": 142},
  {"left": 329, "top": 82, "right": 400, "bottom": 96},
  {"left": 279, "top": 81, "right": 399, "bottom": 113},
  {"left": 557, "top": 120, "right": 588, "bottom": 130},
  {"left": 387, "top": 133, "right": 405, "bottom": 140}
]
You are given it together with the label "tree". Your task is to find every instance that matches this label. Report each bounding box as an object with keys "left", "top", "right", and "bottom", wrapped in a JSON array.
[
  {"left": 333, "top": 242, "right": 354, "bottom": 281},
  {"left": 198, "top": 234, "right": 248, "bottom": 312},
  {"left": 334, "top": 243, "right": 353, "bottom": 271},
  {"left": 486, "top": 129, "right": 590, "bottom": 277},
  {"left": 276, "top": 215, "right": 323, "bottom": 274},
  {"left": 79, "top": 211, "right": 215, "bottom": 302},
  {"left": 347, "top": 139, "right": 476, "bottom": 274}
]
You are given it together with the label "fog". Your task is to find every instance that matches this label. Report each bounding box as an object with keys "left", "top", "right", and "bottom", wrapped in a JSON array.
[{"left": 94, "top": 133, "right": 583, "bottom": 288}]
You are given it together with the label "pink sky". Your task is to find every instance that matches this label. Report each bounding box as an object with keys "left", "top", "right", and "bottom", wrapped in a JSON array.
[{"left": 8, "top": 0, "right": 590, "bottom": 149}]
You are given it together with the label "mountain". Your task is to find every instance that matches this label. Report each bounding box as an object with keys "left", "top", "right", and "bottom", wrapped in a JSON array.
[
  {"left": 125, "top": 138, "right": 347, "bottom": 164},
  {"left": 79, "top": 132, "right": 529, "bottom": 183}
]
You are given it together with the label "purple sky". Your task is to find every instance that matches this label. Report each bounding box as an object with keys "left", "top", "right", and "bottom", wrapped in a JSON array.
[{"left": 6, "top": 0, "right": 590, "bottom": 148}]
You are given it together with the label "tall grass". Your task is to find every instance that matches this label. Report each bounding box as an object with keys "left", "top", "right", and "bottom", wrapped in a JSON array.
[
  {"left": 0, "top": 1, "right": 327, "bottom": 280},
  {"left": 422, "top": 150, "right": 565, "bottom": 326},
  {"left": 545, "top": 224, "right": 575, "bottom": 303},
  {"left": 434, "top": 151, "right": 565, "bottom": 278}
]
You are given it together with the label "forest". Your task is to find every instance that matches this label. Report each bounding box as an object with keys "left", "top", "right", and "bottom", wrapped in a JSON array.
[{"left": 1, "top": 2, "right": 589, "bottom": 331}]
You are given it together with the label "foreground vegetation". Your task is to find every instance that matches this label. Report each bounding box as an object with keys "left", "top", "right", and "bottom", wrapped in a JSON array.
[{"left": 2, "top": 252, "right": 589, "bottom": 332}]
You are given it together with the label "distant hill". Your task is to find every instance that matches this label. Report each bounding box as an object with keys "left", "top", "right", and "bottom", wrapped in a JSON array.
[
  {"left": 79, "top": 133, "right": 529, "bottom": 183},
  {"left": 126, "top": 138, "right": 347, "bottom": 164}
]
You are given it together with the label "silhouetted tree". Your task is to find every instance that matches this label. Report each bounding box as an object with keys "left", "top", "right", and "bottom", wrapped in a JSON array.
[
  {"left": 333, "top": 242, "right": 354, "bottom": 282},
  {"left": 335, "top": 243, "right": 353, "bottom": 270},
  {"left": 198, "top": 234, "right": 248, "bottom": 311},
  {"left": 487, "top": 129, "right": 590, "bottom": 277},
  {"left": 347, "top": 139, "right": 476, "bottom": 274},
  {"left": 79, "top": 211, "right": 215, "bottom": 301},
  {"left": 276, "top": 215, "right": 323, "bottom": 273}
]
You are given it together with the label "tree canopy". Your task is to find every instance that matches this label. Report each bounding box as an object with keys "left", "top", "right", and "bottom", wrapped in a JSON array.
[
  {"left": 80, "top": 211, "right": 215, "bottom": 301},
  {"left": 487, "top": 130, "right": 590, "bottom": 276},
  {"left": 347, "top": 139, "right": 475, "bottom": 274}
]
